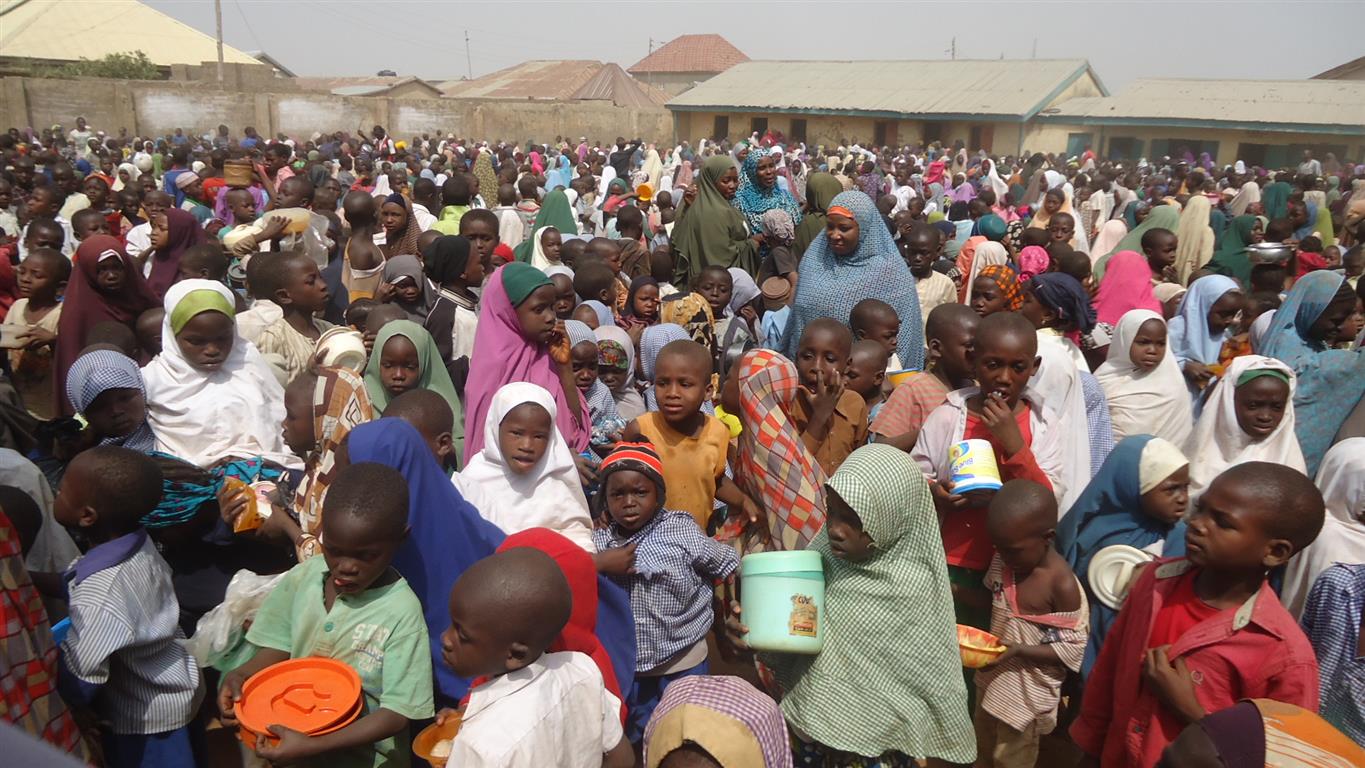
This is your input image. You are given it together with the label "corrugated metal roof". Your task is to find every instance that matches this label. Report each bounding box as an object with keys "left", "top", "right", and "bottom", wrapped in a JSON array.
[
  {"left": 295, "top": 76, "right": 442, "bottom": 97},
  {"left": 1313, "top": 55, "right": 1365, "bottom": 81},
  {"left": 1047, "top": 78, "right": 1365, "bottom": 129},
  {"left": 628, "top": 34, "right": 748, "bottom": 75},
  {"left": 571, "top": 64, "right": 669, "bottom": 107},
  {"left": 0, "top": 0, "right": 259, "bottom": 66},
  {"left": 666, "top": 59, "right": 1098, "bottom": 119},
  {"left": 438, "top": 60, "right": 604, "bottom": 100}
]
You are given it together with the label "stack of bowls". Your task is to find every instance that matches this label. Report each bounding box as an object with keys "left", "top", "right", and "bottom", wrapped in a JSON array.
[{"left": 236, "top": 658, "right": 363, "bottom": 749}]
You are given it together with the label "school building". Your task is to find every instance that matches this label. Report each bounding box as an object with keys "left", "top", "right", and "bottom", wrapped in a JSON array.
[
  {"left": 665, "top": 59, "right": 1109, "bottom": 153},
  {"left": 1038, "top": 78, "right": 1365, "bottom": 167}
]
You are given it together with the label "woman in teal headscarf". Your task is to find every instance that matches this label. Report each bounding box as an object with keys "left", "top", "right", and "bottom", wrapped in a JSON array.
[
  {"left": 1260, "top": 271, "right": 1365, "bottom": 476},
  {"left": 1095, "top": 205, "right": 1181, "bottom": 279},
  {"left": 670, "top": 155, "right": 759, "bottom": 287},
  {"left": 1207, "top": 214, "right": 1261, "bottom": 286},
  {"left": 513, "top": 189, "right": 577, "bottom": 263},
  {"left": 1261, "top": 176, "right": 1293, "bottom": 220}
]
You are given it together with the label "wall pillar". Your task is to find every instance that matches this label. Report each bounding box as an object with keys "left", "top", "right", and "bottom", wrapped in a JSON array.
[{"left": 1, "top": 78, "right": 31, "bottom": 132}]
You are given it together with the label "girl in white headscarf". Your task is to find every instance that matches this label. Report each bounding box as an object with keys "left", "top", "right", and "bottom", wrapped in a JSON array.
[
  {"left": 142, "top": 279, "right": 299, "bottom": 469},
  {"left": 1183, "top": 355, "right": 1305, "bottom": 501},
  {"left": 453, "top": 381, "right": 594, "bottom": 552},
  {"left": 113, "top": 162, "right": 140, "bottom": 192},
  {"left": 1280, "top": 438, "right": 1365, "bottom": 617},
  {"left": 1095, "top": 310, "right": 1193, "bottom": 446}
]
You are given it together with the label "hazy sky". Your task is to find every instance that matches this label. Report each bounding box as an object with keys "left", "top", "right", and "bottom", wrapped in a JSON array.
[{"left": 149, "top": 1, "right": 1364, "bottom": 90}]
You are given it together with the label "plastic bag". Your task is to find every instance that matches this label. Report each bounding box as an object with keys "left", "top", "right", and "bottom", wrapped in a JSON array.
[{"left": 188, "top": 569, "right": 286, "bottom": 669}]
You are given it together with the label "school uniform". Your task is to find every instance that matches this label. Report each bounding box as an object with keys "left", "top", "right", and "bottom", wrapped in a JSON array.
[
  {"left": 1070, "top": 558, "right": 1319, "bottom": 768},
  {"left": 449, "top": 652, "right": 623, "bottom": 768},
  {"left": 246, "top": 555, "right": 434, "bottom": 768},
  {"left": 59, "top": 530, "right": 204, "bottom": 768}
]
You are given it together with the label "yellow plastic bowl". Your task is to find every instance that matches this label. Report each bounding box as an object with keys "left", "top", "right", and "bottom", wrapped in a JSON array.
[{"left": 957, "top": 624, "right": 1006, "bottom": 669}]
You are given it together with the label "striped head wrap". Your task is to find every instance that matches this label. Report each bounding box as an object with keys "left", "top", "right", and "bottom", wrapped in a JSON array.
[{"left": 596, "top": 441, "right": 666, "bottom": 506}]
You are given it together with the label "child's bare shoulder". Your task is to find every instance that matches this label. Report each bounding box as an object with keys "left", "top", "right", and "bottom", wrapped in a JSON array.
[{"left": 1046, "top": 552, "right": 1083, "bottom": 612}]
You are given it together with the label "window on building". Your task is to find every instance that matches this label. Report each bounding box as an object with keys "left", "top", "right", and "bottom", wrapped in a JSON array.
[
  {"left": 1148, "top": 138, "right": 1218, "bottom": 164},
  {"left": 790, "top": 119, "right": 807, "bottom": 144},
  {"left": 712, "top": 115, "right": 729, "bottom": 141},
  {"left": 923, "top": 122, "right": 943, "bottom": 144},
  {"left": 1107, "top": 137, "right": 1143, "bottom": 161},
  {"left": 750, "top": 117, "right": 768, "bottom": 136},
  {"left": 1065, "top": 133, "right": 1094, "bottom": 159}
]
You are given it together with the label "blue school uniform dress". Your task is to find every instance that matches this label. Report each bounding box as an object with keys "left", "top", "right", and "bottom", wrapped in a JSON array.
[
  {"left": 58, "top": 530, "right": 204, "bottom": 768},
  {"left": 592, "top": 510, "right": 739, "bottom": 742}
]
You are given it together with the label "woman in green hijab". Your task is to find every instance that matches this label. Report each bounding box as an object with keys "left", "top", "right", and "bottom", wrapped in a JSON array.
[
  {"left": 1261, "top": 175, "right": 1293, "bottom": 220},
  {"left": 793, "top": 172, "right": 844, "bottom": 259},
  {"left": 1207, "top": 214, "right": 1262, "bottom": 286},
  {"left": 671, "top": 155, "right": 760, "bottom": 287},
  {"left": 1094, "top": 205, "right": 1182, "bottom": 280},
  {"left": 751, "top": 444, "right": 976, "bottom": 765},
  {"left": 513, "top": 188, "right": 577, "bottom": 263}
]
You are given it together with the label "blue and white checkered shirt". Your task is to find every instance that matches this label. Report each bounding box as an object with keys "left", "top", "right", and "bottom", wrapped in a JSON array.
[{"left": 593, "top": 510, "right": 739, "bottom": 672}]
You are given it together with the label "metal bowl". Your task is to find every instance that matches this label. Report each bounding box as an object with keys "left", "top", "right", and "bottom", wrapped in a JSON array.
[{"left": 1246, "top": 242, "right": 1294, "bottom": 265}]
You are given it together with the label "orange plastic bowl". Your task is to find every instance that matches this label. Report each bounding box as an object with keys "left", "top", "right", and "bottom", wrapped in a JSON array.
[
  {"left": 957, "top": 624, "right": 1006, "bottom": 669},
  {"left": 238, "top": 695, "right": 362, "bottom": 749},
  {"left": 413, "top": 716, "right": 462, "bottom": 768},
  {"left": 236, "top": 658, "right": 362, "bottom": 747}
]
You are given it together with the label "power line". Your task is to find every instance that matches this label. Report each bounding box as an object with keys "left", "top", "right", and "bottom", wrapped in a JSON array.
[{"left": 231, "top": 0, "right": 262, "bottom": 51}]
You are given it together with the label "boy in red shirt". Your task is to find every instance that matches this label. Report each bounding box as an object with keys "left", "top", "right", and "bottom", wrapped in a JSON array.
[
  {"left": 1071, "top": 462, "right": 1323, "bottom": 768},
  {"left": 912, "top": 311, "right": 1063, "bottom": 629}
]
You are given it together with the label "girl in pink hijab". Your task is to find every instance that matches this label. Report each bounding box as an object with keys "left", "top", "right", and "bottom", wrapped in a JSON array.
[
  {"left": 1094, "top": 250, "right": 1163, "bottom": 327},
  {"left": 463, "top": 262, "right": 590, "bottom": 463}
]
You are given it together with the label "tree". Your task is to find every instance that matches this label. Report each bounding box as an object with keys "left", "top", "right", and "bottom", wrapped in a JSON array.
[{"left": 45, "top": 50, "right": 161, "bottom": 80}]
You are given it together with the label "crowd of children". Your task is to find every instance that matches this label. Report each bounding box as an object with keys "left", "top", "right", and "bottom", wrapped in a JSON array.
[{"left": 1, "top": 122, "right": 1364, "bottom": 768}]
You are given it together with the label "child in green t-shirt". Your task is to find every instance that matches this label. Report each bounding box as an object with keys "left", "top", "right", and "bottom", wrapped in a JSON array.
[{"left": 218, "top": 463, "right": 434, "bottom": 767}]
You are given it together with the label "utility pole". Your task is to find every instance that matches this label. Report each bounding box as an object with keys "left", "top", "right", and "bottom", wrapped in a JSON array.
[
  {"left": 1032, "top": 37, "right": 1038, "bottom": 59},
  {"left": 951, "top": 37, "right": 956, "bottom": 60},
  {"left": 464, "top": 30, "right": 472, "bottom": 79},
  {"left": 214, "top": 0, "right": 224, "bottom": 81}
]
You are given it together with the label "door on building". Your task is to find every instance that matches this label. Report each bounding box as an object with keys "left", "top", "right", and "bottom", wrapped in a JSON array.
[
  {"left": 712, "top": 115, "right": 729, "bottom": 141},
  {"left": 750, "top": 117, "right": 768, "bottom": 137},
  {"left": 969, "top": 124, "right": 994, "bottom": 152},
  {"left": 790, "top": 119, "right": 808, "bottom": 144},
  {"left": 1239, "top": 144, "right": 1270, "bottom": 169},
  {"left": 873, "top": 121, "right": 898, "bottom": 148},
  {"left": 1065, "top": 133, "right": 1093, "bottom": 159},
  {"left": 923, "top": 122, "right": 944, "bottom": 145},
  {"left": 1106, "top": 137, "right": 1143, "bottom": 161}
]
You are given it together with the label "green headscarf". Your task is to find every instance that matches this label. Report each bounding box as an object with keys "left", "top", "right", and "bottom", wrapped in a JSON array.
[
  {"left": 1261, "top": 181, "right": 1292, "bottom": 220},
  {"left": 1208, "top": 214, "right": 1259, "bottom": 286},
  {"left": 513, "top": 189, "right": 577, "bottom": 263},
  {"left": 1313, "top": 203, "right": 1336, "bottom": 249},
  {"left": 1095, "top": 205, "right": 1182, "bottom": 280},
  {"left": 793, "top": 172, "right": 844, "bottom": 259},
  {"left": 670, "top": 155, "right": 758, "bottom": 287},
  {"left": 170, "top": 288, "right": 234, "bottom": 333},
  {"left": 364, "top": 320, "right": 465, "bottom": 458},
  {"left": 500, "top": 261, "right": 552, "bottom": 306},
  {"left": 767, "top": 445, "right": 975, "bottom": 763}
]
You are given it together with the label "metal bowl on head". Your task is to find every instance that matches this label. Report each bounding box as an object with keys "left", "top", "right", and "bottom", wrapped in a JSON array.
[{"left": 1246, "top": 242, "right": 1294, "bottom": 265}]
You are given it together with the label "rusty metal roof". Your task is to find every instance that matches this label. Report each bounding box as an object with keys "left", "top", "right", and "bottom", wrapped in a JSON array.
[
  {"left": 571, "top": 63, "right": 669, "bottom": 107},
  {"left": 665, "top": 59, "right": 1100, "bottom": 120},
  {"left": 1047, "top": 78, "right": 1365, "bottom": 130},
  {"left": 438, "top": 60, "right": 604, "bottom": 100},
  {"left": 628, "top": 34, "right": 748, "bottom": 75}
]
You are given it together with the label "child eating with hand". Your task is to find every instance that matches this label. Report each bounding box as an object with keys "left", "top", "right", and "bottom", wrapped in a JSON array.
[
  {"left": 623, "top": 339, "right": 760, "bottom": 532},
  {"left": 975, "top": 480, "right": 1087, "bottom": 768},
  {"left": 912, "top": 311, "right": 1063, "bottom": 630},
  {"left": 791, "top": 318, "right": 868, "bottom": 474},
  {"left": 439, "top": 547, "right": 633, "bottom": 768},
  {"left": 591, "top": 442, "right": 739, "bottom": 745},
  {"left": 1071, "top": 462, "right": 1324, "bottom": 767},
  {"left": 220, "top": 462, "right": 433, "bottom": 767}
]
